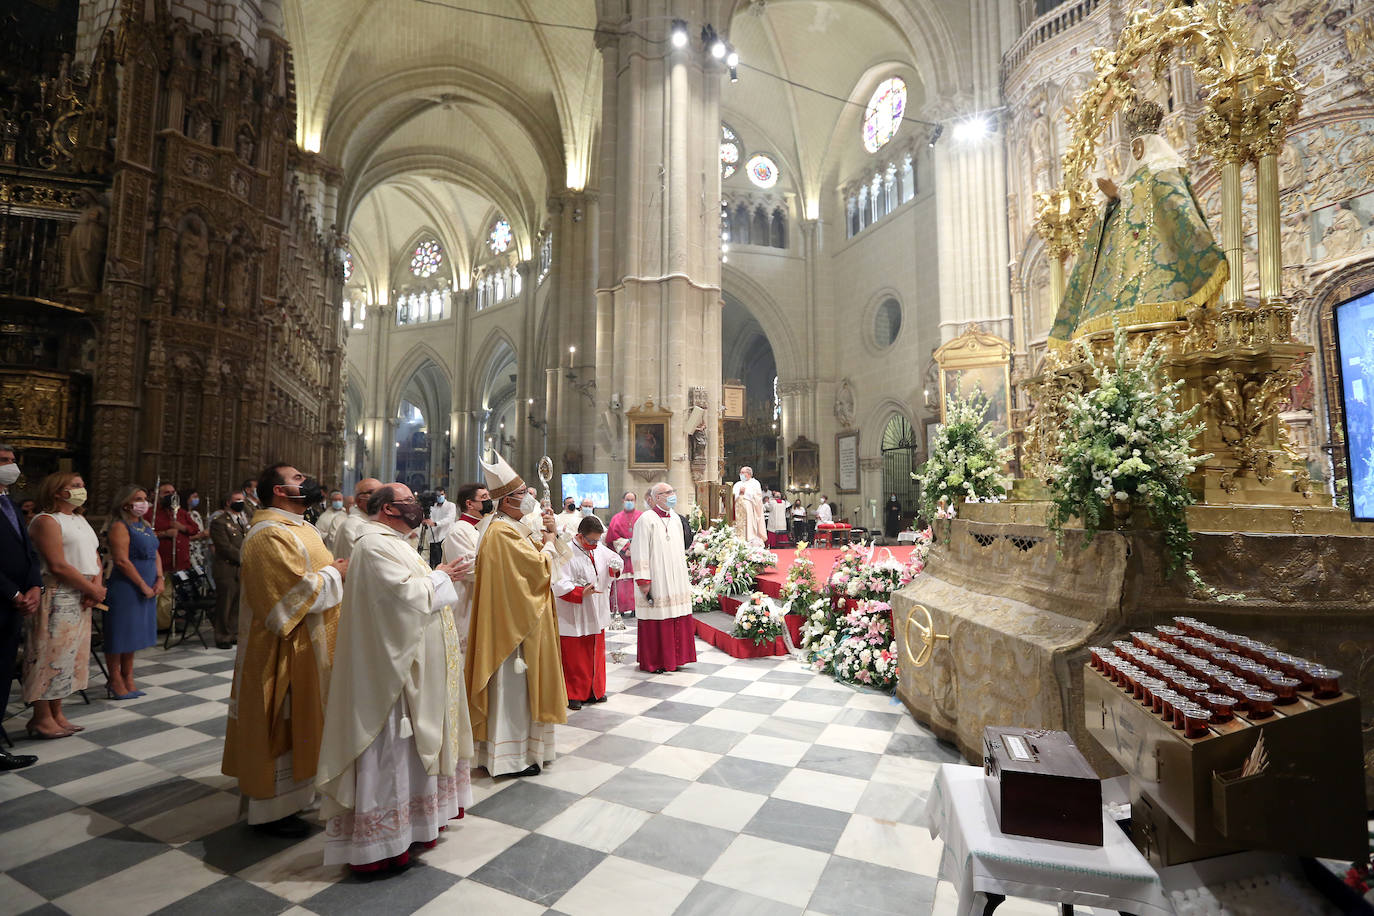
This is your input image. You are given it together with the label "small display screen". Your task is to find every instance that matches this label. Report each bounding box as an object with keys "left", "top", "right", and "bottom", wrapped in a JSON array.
[
  {"left": 1003, "top": 734, "right": 1035, "bottom": 763},
  {"left": 561, "top": 473, "right": 610, "bottom": 509},
  {"left": 1335, "top": 289, "right": 1374, "bottom": 521}
]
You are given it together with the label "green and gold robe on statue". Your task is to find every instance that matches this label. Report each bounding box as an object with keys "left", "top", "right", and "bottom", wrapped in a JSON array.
[{"left": 1050, "top": 150, "right": 1228, "bottom": 347}]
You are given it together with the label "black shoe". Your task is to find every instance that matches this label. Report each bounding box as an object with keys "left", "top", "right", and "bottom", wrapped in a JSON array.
[
  {"left": 215, "top": 641, "right": 233, "bottom": 649},
  {"left": 567, "top": 700, "right": 582, "bottom": 710},
  {"left": 0, "top": 750, "right": 38, "bottom": 771},
  {"left": 252, "top": 814, "right": 310, "bottom": 838},
  {"left": 590, "top": 694, "right": 607, "bottom": 703},
  {"left": 509, "top": 763, "right": 541, "bottom": 778}
]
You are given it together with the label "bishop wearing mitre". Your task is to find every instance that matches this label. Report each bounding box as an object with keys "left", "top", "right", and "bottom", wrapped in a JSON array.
[
  {"left": 316, "top": 483, "right": 473, "bottom": 873},
  {"left": 466, "top": 451, "right": 567, "bottom": 778}
]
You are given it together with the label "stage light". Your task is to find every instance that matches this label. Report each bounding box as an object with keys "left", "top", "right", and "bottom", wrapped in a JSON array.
[
  {"left": 729, "top": 66, "right": 738, "bottom": 83},
  {"left": 725, "top": 49, "right": 739, "bottom": 68},
  {"left": 670, "top": 19, "right": 688, "bottom": 48},
  {"left": 928, "top": 123, "right": 944, "bottom": 147},
  {"left": 710, "top": 39, "right": 726, "bottom": 59},
  {"left": 953, "top": 116, "right": 992, "bottom": 143}
]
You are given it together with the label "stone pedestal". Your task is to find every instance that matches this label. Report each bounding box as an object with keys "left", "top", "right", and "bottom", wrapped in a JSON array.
[{"left": 891, "top": 501, "right": 1374, "bottom": 803}]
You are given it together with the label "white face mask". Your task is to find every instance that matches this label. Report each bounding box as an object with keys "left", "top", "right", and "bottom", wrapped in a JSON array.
[
  {"left": 130, "top": 500, "right": 151, "bottom": 516},
  {"left": 0, "top": 463, "right": 19, "bottom": 486},
  {"left": 519, "top": 492, "right": 540, "bottom": 518}
]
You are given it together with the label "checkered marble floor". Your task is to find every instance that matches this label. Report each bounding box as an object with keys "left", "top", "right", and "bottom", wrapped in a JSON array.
[{"left": 1, "top": 623, "right": 1065, "bottom": 916}]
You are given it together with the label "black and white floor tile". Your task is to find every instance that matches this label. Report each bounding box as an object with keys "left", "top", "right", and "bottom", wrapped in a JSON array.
[{"left": 1, "top": 625, "right": 1061, "bottom": 916}]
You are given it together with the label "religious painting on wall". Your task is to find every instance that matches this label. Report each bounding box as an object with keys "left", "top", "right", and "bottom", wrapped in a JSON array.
[
  {"left": 627, "top": 399, "right": 671, "bottom": 470},
  {"left": 933, "top": 324, "right": 1012, "bottom": 436},
  {"left": 788, "top": 436, "right": 820, "bottom": 492},
  {"left": 836, "top": 431, "right": 860, "bottom": 493},
  {"left": 723, "top": 383, "right": 746, "bottom": 420}
]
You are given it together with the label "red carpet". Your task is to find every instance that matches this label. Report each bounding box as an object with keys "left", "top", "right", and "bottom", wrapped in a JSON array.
[{"left": 753, "top": 547, "right": 921, "bottom": 600}]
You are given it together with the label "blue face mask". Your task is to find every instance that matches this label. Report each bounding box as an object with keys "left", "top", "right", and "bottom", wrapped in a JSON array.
[
  {"left": 331, "top": 500, "right": 344, "bottom": 510},
  {"left": 623, "top": 500, "right": 636, "bottom": 512},
  {"left": 189, "top": 497, "right": 200, "bottom": 509},
  {"left": 665, "top": 494, "right": 678, "bottom": 508},
  {"left": 436, "top": 495, "right": 445, "bottom": 504},
  {"left": 581, "top": 506, "right": 593, "bottom": 516}
]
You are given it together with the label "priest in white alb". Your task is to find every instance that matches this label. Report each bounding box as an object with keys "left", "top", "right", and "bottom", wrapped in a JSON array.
[
  {"left": 440, "top": 482, "right": 490, "bottom": 658},
  {"left": 732, "top": 466, "right": 766, "bottom": 548},
  {"left": 330, "top": 477, "right": 381, "bottom": 560},
  {"left": 316, "top": 483, "right": 474, "bottom": 873},
  {"left": 466, "top": 452, "right": 567, "bottom": 778},
  {"left": 631, "top": 482, "right": 697, "bottom": 673}
]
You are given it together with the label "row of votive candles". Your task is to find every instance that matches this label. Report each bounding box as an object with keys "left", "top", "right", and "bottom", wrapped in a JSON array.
[{"left": 1089, "top": 618, "right": 1341, "bottom": 739}]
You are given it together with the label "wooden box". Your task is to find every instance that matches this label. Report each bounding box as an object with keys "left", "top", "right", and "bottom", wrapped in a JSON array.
[{"left": 983, "top": 726, "right": 1103, "bottom": 846}]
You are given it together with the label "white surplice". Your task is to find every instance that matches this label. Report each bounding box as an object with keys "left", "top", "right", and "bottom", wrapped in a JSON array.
[
  {"left": 732, "top": 477, "right": 767, "bottom": 547},
  {"left": 630, "top": 510, "right": 692, "bottom": 620},
  {"left": 330, "top": 505, "right": 371, "bottom": 559},
  {"left": 552, "top": 541, "right": 621, "bottom": 637}
]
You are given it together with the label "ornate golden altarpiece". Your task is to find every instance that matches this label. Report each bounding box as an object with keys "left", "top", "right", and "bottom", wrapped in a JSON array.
[{"left": 892, "top": 0, "right": 1374, "bottom": 801}]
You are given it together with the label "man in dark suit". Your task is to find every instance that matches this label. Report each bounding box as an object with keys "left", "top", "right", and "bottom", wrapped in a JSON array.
[
  {"left": 210, "top": 490, "right": 249, "bottom": 649},
  {"left": 0, "top": 444, "right": 40, "bottom": 770}
]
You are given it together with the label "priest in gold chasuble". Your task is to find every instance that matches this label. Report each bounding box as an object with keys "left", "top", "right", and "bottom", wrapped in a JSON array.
[
  {"left": 465, "top": 451, "right": 567, "bottom": 778},
  {"left": 1050, "top": 101, "right": 1228, "bottom": 347},
  {"left": 223, "top": 464, "right": 345, "bottom": 837}
]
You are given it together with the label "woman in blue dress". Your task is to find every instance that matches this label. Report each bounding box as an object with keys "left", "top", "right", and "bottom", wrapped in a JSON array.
[{"left": 104, "top": 485, "right": 163, "bottom": 699}]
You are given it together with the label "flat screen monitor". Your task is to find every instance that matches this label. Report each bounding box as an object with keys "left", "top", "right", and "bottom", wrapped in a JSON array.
[
  {"left": 562, "top": 473, "right": 610, "bottom": 509},
  {"left": 1334, "top": 287, "right": 1374, "bottom": 521}
]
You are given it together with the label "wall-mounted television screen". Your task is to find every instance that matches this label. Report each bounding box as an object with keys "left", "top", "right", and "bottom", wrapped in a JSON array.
[
  {"left": 1335, "top": 287, "right": 1374, "bottom": 522},
  {"left": 562, "top": 473, "right": 610, "bottom": 509}
]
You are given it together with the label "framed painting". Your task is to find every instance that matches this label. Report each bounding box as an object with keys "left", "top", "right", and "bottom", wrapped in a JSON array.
[
  {"left": 788, "top": 435, "right": 819, "bottom": 492},
  {"left": 626, "top": 399, "right": 672, "bottom": 470},
  {"left": 933, "top": 324, "right": 1012, "bottom": 435}
]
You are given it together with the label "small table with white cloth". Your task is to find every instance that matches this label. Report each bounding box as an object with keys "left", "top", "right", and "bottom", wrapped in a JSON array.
[{"left": 926, "top": 764, "right": 1173, "bottom": 916}]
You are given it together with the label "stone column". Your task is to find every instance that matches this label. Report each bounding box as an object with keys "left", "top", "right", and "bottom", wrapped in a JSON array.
[
  {"left": 546, "top": 190, "right": 598, "bottom": 487},
  {"left": 934, "top": 130, "right": 1012, "bottom": 343},
  {"left": 595, "top": 6, "right": 726, "bottom": 505}
]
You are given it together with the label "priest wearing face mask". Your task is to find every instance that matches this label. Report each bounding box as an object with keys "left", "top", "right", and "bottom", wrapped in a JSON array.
[
  {"left": 316, "top": 483, "right": 473, "bottom": 873},
  {"left": 331, "top": 477, "right": 382, "bottom": 560},
  {"left": 605, "top": 491, "right": 641, "bottom": 617},
  {"left": 631, "top": 482, "right": 697, "bottom": 673},
  {"left": 441, "top": 483, "right": 491, "bottom": 657},
  {"left": 315, "top": 490, "right": 347, "bottom": 544},
  {"left": 465, "top": 451, "right": 567, "bottom": 778},
  {"left": 555, "top": 496, "right": 582, "bottom": 538},
  {"left": 223, "top": 463, "right": 348, "bottom": 838}
]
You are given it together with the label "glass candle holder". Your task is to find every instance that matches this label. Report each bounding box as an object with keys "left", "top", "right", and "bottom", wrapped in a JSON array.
[
  {"left": 1309, "top": 667, "right": 1342, "bottom": 699},
  {"left": 1202, "top": 692, "right": 1237, "bottom": 722},
  {"left": 1242, "top": 689, "right": 1276, "bottom": 719},
  {"left": 1181, "top": 705, "right": 1210, "bottom": 738}
]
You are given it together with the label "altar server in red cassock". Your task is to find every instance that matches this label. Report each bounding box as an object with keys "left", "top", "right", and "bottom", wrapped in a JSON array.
[{"left": 552, "top": 515, "right": 622, "bottom": 708}]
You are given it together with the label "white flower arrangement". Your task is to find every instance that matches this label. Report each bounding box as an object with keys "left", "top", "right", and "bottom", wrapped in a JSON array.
[
  {"left": 731, "top": 592, "right": 787, "bottom": 646},
  {"left": 917, "top": 392, "right": 1012, "bottom": 524}
]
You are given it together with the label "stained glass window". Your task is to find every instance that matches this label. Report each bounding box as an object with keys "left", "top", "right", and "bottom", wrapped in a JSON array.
[
  {"left": 489, "top": 218, "right": 512, "bottom": 255},
  {"left": 721, "top": 124, "right": 741, "bottom": 180},
  {"left": 862, "top": 77, "right": 907, "bottom": 153},
  {"left": 746, "top": 154, "right": 778, "bottom": 189},
  {"left": 410, "top": 240, "right": 443, "bottom": 278},
  {"left": 341, "top": 250, "right": 353, "bottom": 282}
]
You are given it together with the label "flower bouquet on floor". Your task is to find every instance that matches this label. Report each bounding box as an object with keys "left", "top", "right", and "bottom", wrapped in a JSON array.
[
  {"left": 800, "top": 598, "right": 839, "bottom": 673},
  {"left": 830, "top": 598, "right": 899, "bottom": 690},
  {"left": 916, "top": 391, "right": 1012, "bottom": 525},
  {"left": 780, "top": 541, "right": 824, "bottom": 617},
  {"left": 731, "top": 592, "right": 786, "bottom": 646}
]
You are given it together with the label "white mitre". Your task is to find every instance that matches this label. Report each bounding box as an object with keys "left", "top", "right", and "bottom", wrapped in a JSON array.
[{"left": 480, "top": 449, "right": 525, "bottom": 501}]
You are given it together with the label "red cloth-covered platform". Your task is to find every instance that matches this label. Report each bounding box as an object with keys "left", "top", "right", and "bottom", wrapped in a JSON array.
[{"left": 692, "top": 611, "right": 789, "bottom": 657}]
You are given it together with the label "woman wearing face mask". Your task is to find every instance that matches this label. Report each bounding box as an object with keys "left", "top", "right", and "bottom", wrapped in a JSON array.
[
  {"left": 181, "top": 487, "right": 212, "bottom": 571},
  {"left": 24, "top": 472, "right": 104, "bottom": 737},
  {"left": 103, "top": 486, "right": 162, "bottom": 698},
  {"left": 604, "top": 491, "right": 641, "bottom": 618}
]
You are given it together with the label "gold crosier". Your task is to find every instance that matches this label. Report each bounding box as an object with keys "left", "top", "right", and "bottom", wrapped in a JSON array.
[{"left": 1027, "top": 0, "right": 1314, "bottom": 505}]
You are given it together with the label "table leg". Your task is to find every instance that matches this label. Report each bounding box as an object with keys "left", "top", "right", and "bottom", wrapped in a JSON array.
[
  {"left": 1059, "top": 906, "right": 1073, "bottom": 916},
  {"left": 979, "top": 893, "right": 1005, "bottom": 916}
]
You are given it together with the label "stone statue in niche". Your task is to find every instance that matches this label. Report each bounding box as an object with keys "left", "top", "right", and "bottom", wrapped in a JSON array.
[
  {"left": 834, "top": 378, "right": 856, "bottom": 430},
  {"left": 62, "top": 190, "right": 107, "bottom": 292},
  {"left": 1281, "top": 211, "right": 1311, "bottom": 268},
  {"left": 1320, "top": 200, "right": 1364, "bottom": 260},
  {"left": 225, "top": 251, "right": 252, "bottom": 316},
  {"left": 235, "top": 128, "right": 255, "bottom": 165},
  {"left": 176, "top": 223, "right": 209, "bottom": 312}
]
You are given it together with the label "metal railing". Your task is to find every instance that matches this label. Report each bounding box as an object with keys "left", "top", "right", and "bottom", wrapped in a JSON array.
[{"left": 1004, "top": 0, "right": 1104, "bottom": 77}]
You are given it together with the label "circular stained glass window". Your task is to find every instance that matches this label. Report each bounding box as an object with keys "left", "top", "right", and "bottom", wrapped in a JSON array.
[
  {"left": 721, "top": 124, "right": 740, "bottom": 180},
  {"left": 410, "top": 240, "right": 443, "bottom": 278},
  {"left": 341, "top": 250, "right": 353, "bottom": 282},
  {"left": 862, "top": 77, "right": 907, "bottom": 153},
  {"left": 489, "top": 218, "right": 512, "bottom": 255},
  {"left": 746, "top": 154, "right": 778, "bottom": 189},
  {"left": 874, "top": 297, "right": 902, "bottom": 348}
]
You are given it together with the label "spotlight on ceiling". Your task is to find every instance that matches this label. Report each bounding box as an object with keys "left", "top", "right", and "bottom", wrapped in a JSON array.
[
  {"left": 670, "top": 19, "right": 688, "bottom": 48},
  {"left": 711, "top": 40, "right": 727, "bottom": 59},
  {"left": 729, "top": 65, "right": 738, "bottom": 83},
  {"left": 927, "top": 123, "right": 944, "bottom": 147},
  {"left": 725, "top": 49, "right": 739, "bottom": 68}
]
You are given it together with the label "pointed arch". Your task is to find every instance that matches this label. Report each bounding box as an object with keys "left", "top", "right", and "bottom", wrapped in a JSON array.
[{"left": 721, "top": 263, "right": 803, "bottom": 379}]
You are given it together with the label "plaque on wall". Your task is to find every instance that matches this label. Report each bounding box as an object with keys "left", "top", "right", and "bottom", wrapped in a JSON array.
[
  {"left": 723, "top": 384, "right": 746, "bottom": 420},
  {"left": 836, "top": 430, "right": 859, "bottom": 493}
]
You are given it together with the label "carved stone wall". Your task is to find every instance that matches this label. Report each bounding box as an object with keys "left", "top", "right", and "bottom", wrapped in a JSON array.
[{"left": 78, "top": 0, "right": 341, "bottom": 508}]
